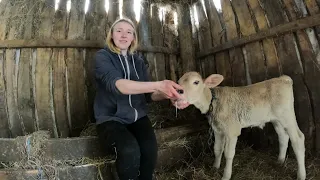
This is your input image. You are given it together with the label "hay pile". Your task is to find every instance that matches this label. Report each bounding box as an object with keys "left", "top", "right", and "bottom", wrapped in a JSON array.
[{"left": 154, "top": 133, "right": 320, "bottom": 180}]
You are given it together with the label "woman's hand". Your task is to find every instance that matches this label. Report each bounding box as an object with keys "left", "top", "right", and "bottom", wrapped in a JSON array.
[{"left": 156, "top": 80, "right": 183, "bottom": 100}]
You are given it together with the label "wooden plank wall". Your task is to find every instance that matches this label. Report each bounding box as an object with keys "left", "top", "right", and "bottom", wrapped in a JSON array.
[
  {"left": 0, "top": 0, "right": 181, "bottom": 138},
  {"left": 194, "top": 0, "right": 320, "bottom": 153}
]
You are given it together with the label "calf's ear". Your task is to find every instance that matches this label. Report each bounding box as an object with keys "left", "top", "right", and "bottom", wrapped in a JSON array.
[{"left": 204, "top": 74, "right": 224, "bottom": 88}]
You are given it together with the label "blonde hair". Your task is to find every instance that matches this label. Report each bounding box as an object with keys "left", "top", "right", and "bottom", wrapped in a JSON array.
[{"left": 106, "top": 17, "right": 138, "bottom": 54}]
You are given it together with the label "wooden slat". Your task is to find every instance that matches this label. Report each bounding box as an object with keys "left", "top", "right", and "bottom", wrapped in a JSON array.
[
  {"left": 197, "top": 13, "right": 320, "bottom": 59},
  {"left": 18, "top": 49, "right": 35, "bottom": 135},
  {"left": 221, "top": 0, "right": 246, "bottom": 86},
  {"left": 0, "top": 0, "right": 10, "bottom": 138},
  {"left": 0, "top": 0, "right": 9, "bottom": 40},
  {"left": 35, "top": 48, "right": 55, "bottom": 136},
  {"left": 137, "top": 0, "right": 151, "bottom": 47},
  {"left": 85, "top": 0, "right": 106, "bottom": 124},
  {"left": 17, "top": 0, "right": 37, "bottom": 135},
  {"left": 151, "top": 5, "right": 166, "bottom": 81},
  {"left": 67, "top": 0, "right": 88, "bottom": 136},
  {"left": 177, "top": 3, "right": 196, "bottom": 74},
  {"left": 0, "top": 50, "right": 9, "bottom": 137},
  {"left": 232, "top": 0, "right": 266, "bottom": 84},
  {"left": 303, "top": 0, "right": 320, "bottom": 65},
  {"left": 106, "top": 0, "right": 119, "bottom": 30},
  {"left": 34, "top": 1, "right": 57, "bottom": 137},
  {"left": 305, "top": 0, "right": 320, "bottom": 15},
  {"left": 247, "top": 0, "right": 281, "bottom": 78},
  {"left": 5, "top": 1, "right": 24, "bottom": 137},
  {"left": 196, "top": 1, "right": 216, "bottom": 79},
  {"left": 122, "top": 0, "right": 136, "bottom": 24},
  {"left": 137, "top": 0, "right": 154, "bottom": 81},
  {"left": 52, "top": 0, "right": 69, "bottom": 137},
  {"left": 261, "top": 0, "right": 313, "bottom": 150},
  {"left": 0, "top": 122, "right": 207, "bottom": 162},
  {"left": 164, "top": 11, "right": 178, "bottom": 82},
  {"left": 204, "top": 0, "right": 231, "bottom": 85}
]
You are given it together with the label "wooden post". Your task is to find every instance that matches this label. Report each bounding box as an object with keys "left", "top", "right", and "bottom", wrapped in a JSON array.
[
  {"left": 34, "top": 0, "right": 57, "bottom": 137},
  {"left": 52, "top": 0, "right": 70, "bottom": 137},
  {"left": 0, "top": 0, "right": 11, "bottom": 137},
  {"left": 177, "top": 2, "right": 196, "bottom": 74},
  {"left": 66, "top": 0, "right": 89, "bottom": 136}
]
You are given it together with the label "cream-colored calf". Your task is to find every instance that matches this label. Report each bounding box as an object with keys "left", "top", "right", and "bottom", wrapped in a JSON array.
[{"left": 177, "top": 72, "right": 306, "bottom": 180}]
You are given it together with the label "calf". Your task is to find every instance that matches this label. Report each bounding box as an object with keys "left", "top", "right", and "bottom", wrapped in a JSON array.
[{"left": 177, "top": 72, "right": 306, "bottom": 180}]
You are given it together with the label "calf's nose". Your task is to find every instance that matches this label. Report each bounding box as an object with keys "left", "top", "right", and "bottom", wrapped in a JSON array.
[{"left": 177, "top": 89, "right": 184, "bottom": 94}]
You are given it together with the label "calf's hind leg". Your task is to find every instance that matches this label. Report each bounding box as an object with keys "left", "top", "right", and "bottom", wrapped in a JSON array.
[{"left": 272, "top": 121, "right": 289, "bottom": 163}]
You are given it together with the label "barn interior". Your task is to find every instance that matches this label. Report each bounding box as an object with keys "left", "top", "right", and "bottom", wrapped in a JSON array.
[{"left": 0, "top": 0, "right": 320, "bottom": 179}]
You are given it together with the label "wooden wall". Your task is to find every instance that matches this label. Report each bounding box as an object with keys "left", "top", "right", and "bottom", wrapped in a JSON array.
[
  {"left": 0, "top": 0, "right": 192, "bottom": 138},
  {"left": 193, "top": 0, "right": 320, "bottom": 153}
]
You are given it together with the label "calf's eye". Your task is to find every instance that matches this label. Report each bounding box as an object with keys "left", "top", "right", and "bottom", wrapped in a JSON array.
[{"left": 194, "top": 81, "right": 199, "bottom": 85}]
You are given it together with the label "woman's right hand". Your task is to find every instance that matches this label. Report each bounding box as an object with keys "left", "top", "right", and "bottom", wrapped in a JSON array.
[{"left": 157, "top": 80, "right": 183, "bottom": 100}]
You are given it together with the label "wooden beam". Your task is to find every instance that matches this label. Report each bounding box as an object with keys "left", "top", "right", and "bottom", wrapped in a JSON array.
[
  {"left": 0, "top": 146, "right": 188, "bottom": 180},
  {"left": 197, "top": 13, "right": 320, "bottom": 59},
  {"left": 0, "top": 40, "right": 178, "bottom": 54}
]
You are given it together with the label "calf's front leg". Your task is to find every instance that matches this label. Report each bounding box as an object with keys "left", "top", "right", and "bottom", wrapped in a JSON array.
[
  {"left": 213, "top": 130, "right": 225, "bottom": 169},
  {"left": 222, "top": 136, "right": 238, "bottom": 180}
]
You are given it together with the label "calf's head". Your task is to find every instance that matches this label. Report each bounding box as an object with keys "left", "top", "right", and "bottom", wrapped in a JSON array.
[{"left": 177, "top": 72, "right": 224, "bottom": 104}]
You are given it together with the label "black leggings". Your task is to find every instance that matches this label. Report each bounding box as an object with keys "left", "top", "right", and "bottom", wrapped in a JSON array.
[{"left": 96, "top": 116, "right": 158, "bottom": 180}]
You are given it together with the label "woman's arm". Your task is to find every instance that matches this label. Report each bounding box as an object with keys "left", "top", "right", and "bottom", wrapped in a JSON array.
[{"left": 115, "top": 79, "right": 183, "bottom": 100}]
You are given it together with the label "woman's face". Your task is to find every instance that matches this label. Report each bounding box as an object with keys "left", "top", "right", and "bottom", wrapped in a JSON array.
[{"left": 112, "top": 21, "right": 135, "bottom": 51}]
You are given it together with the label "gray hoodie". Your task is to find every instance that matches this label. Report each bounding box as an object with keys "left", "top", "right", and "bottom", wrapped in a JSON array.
[{"left": 94, "top": 46, "right": 152, "bottom": 125}]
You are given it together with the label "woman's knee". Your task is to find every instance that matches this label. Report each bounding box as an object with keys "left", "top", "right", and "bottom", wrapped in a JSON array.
[
  {"left": 118, "top": 141, "right": 141, "bottom": 159},
  {"left": 115, "top": 140, "right": 141, "bottom": 180}
]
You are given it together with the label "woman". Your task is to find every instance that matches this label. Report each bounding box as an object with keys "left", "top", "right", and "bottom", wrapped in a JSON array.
[{"left": 94, "top": 17, "right": 189, "bottom": 180}]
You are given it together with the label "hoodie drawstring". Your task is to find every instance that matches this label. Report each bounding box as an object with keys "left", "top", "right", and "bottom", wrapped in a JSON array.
[
  {"left": 132, "top": 55, "right": 140, "bottom": 80},
  {"left": 117, "top": 54, "right": 140, "bottom": 80},
  {"left": 118, "top": 54, "right": 127, "bottom": 79}
]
